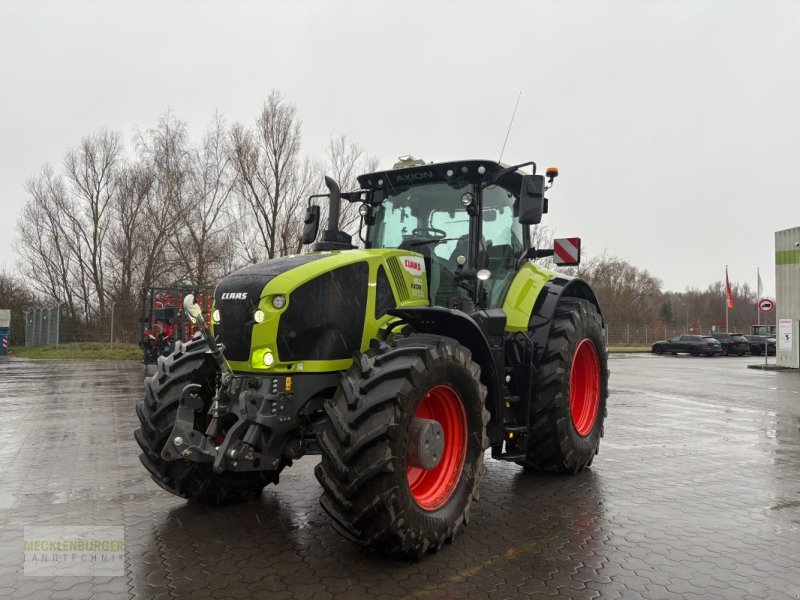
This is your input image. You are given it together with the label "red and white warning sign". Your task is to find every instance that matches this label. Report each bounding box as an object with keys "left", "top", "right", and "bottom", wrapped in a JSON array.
[
  {"left": 758, "top": 298, "right": 775, "bottom": 313},
  {"left": 553, "top": 237, "right": 581, "bottom": 266}
]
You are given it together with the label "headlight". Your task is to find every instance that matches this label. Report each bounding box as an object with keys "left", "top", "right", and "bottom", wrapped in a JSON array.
[
  {"left": 211, "top": 309, "right": 221, "bottom": 323},
  {"left": 263, "top": 351, "right": 274, "bottom": 367},
  {"left": 358, "top": 204, "right": 370, "bottom": 217},
  {"left": 253, "top": 309, "right": 265, "bottom": 323},
  {"left": 461, "top": 192, "right": 474, "bottom": 207},
  {"left": 271, "top": 295, "right": 286, "bottom": 309}
]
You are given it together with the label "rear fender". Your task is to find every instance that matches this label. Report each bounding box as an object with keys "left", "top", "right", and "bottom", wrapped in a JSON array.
[{"left": 528, "top": 275, "right": 603, "bottom": 364}]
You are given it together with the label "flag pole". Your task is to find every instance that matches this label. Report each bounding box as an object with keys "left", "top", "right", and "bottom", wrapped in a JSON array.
[
  {"left": 725, "top": 265, "right": 729, "bottom": 333},
  {"left": 757, "top": 267, "right": 761, "bottom": 326}
]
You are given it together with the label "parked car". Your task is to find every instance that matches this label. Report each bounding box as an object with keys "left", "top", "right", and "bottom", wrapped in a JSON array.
[
  {"left": 743, "top": 335, "right": 776, "bottom": 356},
  {"left": 706, "top": 332, "right": 750, "bottom": 356},
  {"left": 652, "top": 335, "right": 723, "bottom": 356}
]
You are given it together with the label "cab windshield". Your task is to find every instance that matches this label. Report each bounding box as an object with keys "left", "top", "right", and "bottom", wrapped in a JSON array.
[
  {"left": 369, "top": 181, "right": 525, "bottom": 308},
  {"left": 370, "top": 182, "right": 470, "bottom": 258}
]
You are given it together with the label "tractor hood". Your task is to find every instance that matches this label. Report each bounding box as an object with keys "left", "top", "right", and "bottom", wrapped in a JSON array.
[
  {"left": 212, "top": 249, "right": 429, "bottom": 372},
  {"left": 213, "top": 254, "right": 327, "bottom": 361}
]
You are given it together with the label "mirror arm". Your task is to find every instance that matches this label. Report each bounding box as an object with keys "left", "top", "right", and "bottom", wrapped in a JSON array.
[
  {"left": 484, "top": 161, "right": 536, "bottom": 186},
  {"left": 516, "top": 247, "right": 555, "bottom": 269}
]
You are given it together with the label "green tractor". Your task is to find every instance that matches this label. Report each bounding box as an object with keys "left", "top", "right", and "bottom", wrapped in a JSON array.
[{"left": 135, "top": 157, "right": 608, "bottom": 557}]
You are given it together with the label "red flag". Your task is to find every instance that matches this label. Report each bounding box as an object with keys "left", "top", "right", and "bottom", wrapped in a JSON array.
[{"left": 725, "top": 267, "right": 734, "bottom": 309}]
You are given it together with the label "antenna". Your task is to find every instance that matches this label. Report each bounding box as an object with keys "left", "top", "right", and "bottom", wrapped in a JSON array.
[{"left": 498, "top": 90, "right": 522, "bottom": 164}]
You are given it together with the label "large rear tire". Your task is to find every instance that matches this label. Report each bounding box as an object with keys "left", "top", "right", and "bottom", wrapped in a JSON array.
[
  {"left": 315, "top": 334, "right": 489, "bottom": 557},
  {"left": 519, "top": 299, "right": 608, "bottom": 473},
  {"left": 135, "top": 335, "right": 278, "bottom": 504}
]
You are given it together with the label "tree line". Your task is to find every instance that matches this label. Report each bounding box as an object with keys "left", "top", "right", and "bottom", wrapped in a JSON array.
[
  {"left": 572, "top": 253, "right": 771, "bottom": 335},
  {"left": 12, "top": 90, "right": 376, "bottom": 325},
  {"left": 3, "top": 90, "right": 769, "bottom": 342}
]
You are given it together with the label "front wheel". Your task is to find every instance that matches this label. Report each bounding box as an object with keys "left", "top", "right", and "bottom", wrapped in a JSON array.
[
  {"left": 135, "top": 336, "right": 278, "bottom": 504},
  {"left": 315, "top": 334, "right": 489, "bottom": 557},
  {"left": 519, "top": 299, "right": 608, "bottom": 473}
]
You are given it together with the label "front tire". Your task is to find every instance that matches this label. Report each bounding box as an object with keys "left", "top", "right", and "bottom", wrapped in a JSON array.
[
  {"left": 315, "top": 334, "right": 489, "bottom": 557},
  {"left": 519, "top": 299, "right": 608, "bottom": 473},
  {"left": 135, "top": 335, "right": 278, "bottom": 504}
]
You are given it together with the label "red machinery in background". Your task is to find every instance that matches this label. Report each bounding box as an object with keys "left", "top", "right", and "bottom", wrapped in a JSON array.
[{"left": 139, "top": 286, "right": 214, "bottom": 364}]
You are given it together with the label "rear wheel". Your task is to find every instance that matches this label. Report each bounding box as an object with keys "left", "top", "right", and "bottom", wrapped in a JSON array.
[
  {"left": 315, "top": 334, "right": 489, "bottom": 557},
  {"left": 135, "top": 335, "right": 278, "bottom": 504},
  {"left": 519, "top": 299, "right": 608, "bottom": 473}
]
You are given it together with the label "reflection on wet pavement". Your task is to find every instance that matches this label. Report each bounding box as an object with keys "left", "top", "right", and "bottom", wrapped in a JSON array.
[{"left": 0, "top": 355, "right": 798, "bottom": 599}]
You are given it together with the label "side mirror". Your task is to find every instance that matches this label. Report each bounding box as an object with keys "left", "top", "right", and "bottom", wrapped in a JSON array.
[
  {"left": 302, "top": 205, "right": 320, "bottom": 245},
  {"left": 518, "top": 174, "right": 545, "bottom": 225}
]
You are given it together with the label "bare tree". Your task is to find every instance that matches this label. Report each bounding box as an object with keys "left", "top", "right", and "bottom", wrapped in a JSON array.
[
  {"left": 574, "top": 252, "right": 663, "bottom": 326},
  {"left": 172, "top": 113, "right": 236, "bottom": 286},
  {"left": 323, "top": 135, "right": 380, "bottom": 238},
  {"left": 62, "top": 128, "right": 122, "bottom": 317},
  {"left": 229, "top": 90, "right": 314, "bottom": 261},
  {"left": 17, "top": 165, "right": 79, "bottom": 317},
  {"left": 107, "top": 162, "right": 155, "bottom": 314},
  {"left": 134, "top": 111, "right": 190, "bottom": 286}
]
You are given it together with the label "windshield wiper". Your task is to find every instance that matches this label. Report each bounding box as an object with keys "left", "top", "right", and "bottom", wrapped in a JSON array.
[{"left": 406, "top": 237, "right": 459, "bottom": 247}]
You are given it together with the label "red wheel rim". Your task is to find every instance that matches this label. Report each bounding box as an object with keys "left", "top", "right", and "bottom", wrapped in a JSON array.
[
  {"left": 406, "top": 385, "right": 467, "bottom": 511},
  {"left": 570, "top": 339, "right": 601, "bottom": 436}
]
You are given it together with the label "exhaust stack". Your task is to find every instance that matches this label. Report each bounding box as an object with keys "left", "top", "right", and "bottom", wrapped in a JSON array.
[
  {"left": 313, "top": 176, "right": 354, "bottom": 251},
  {"left": 324, "top": 176, "right": 341, "bottom": 233}
]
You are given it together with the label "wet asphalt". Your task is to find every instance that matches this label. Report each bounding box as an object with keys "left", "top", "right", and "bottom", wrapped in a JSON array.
[{"left": 0, "top": 354, "right": 798, "bottom": 600}]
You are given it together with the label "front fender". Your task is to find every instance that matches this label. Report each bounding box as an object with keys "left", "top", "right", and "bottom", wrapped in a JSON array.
[{"left": 387, "top": 307, "right": 502, "bottom": 433}]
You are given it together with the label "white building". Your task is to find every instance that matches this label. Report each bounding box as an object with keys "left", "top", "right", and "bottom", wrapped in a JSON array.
[{"left": 775, "top": 226, "right": 800, "bottom": 368}]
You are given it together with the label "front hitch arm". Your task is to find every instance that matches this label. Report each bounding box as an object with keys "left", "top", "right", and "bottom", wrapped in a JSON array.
[{"left": 160, "top": 384, "right": 215, "bottom": 463}]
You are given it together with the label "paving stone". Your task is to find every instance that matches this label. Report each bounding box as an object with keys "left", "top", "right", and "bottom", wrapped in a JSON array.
[{"left": 0, "top": 354, "right": 798, "bottom": 599}]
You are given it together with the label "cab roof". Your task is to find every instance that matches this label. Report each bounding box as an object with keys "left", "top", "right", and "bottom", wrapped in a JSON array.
[{"left": 356, "top": 159, "right": 527, "bottom": 193}]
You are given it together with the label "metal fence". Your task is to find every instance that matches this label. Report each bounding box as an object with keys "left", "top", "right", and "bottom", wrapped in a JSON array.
[
  {"left": 19, "top": 305, "right": 140, "bottom": 348},
  {"left": 13, "top": 306, "right": 741, "bottom": 351},
  {"left": 24, "top": 306, "right": 62, "bottom": 347},
  {"left": 604, "top": 324, "right": 744, "bottom": 347}
]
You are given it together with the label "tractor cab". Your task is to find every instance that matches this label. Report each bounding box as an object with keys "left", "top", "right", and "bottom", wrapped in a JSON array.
[{"left": 357, "top": 159, "right": 548, "bottom": 310}]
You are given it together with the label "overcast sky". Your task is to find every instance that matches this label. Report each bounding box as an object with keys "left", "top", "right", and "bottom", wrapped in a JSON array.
[{"left": 1, "top": 0, "right": 798, "bottom": 296}]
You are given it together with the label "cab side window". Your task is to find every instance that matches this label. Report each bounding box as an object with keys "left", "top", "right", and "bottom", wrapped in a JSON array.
[{"left": 481, "top": 185, "right": 525, "bottom": 307}]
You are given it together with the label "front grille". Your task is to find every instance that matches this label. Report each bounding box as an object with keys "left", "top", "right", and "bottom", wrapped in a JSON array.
[
  {"left": 213, "top": 254, "right": 328, "bottom": 362},
  {"left": 277, "top": 262, "right": 369, "bottom": 361},
  {"left": 214, "top": 301, "right": 256, "bottom": 361}
]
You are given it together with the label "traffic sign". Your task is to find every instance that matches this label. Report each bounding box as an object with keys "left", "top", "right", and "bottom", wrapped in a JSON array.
[{"left": 758, "top": 298, "right": 775, "bottom": 313}]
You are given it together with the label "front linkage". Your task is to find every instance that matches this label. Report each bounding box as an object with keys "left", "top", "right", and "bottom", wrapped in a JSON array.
[{"left": 158, "top": 295, "right": 333, "bottom": 476}]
